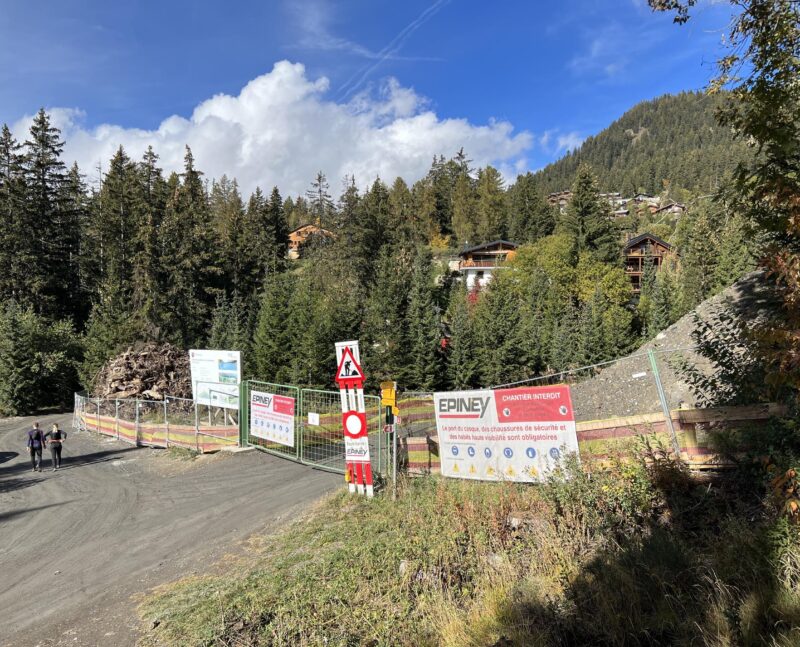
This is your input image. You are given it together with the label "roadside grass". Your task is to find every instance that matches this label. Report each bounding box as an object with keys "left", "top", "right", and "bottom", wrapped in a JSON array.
[
  {"left": 139, "top": 439, "right": 800, "bottom": 646},
  {"left": 162, "top": 445, "right": 200, "bottom": 461}
]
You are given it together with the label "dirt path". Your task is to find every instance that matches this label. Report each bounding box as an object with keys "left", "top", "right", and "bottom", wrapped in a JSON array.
[{"left": 0, "top": 414, "right": 339, "bottom": 646}]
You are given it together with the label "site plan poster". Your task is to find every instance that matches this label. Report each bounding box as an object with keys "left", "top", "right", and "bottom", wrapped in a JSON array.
[
  {"left": 433, "top": 385, "right": 579, "bottom": 483},
  {"left": 189, "top": 349, "right": 241, "bottom": 410},
  {"left": 250, "top": 390, "right": 295, "bottom": 447}
]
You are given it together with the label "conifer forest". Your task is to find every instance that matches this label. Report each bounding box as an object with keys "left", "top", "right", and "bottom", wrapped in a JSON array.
[{"left": 0, "top": 92, "right": 759, "bottom": 414}]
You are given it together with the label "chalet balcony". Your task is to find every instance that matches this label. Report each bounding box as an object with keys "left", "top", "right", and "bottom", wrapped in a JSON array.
[{"left": 459, "top": 259, "right": 506, "bottom": 270}]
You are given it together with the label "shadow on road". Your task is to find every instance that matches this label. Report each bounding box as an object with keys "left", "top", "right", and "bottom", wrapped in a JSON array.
[
  {"left": 0, "top": 446, "right": 140, "bottom": 478},
  {"left": 0, "top": 451, "right": 18, "bottom": 465},
  {"left": 0, "top": 475, "right": 45, "bottom": 494},
  {"left": 0, "top": 502, "right": 73, "bottom": 523}
]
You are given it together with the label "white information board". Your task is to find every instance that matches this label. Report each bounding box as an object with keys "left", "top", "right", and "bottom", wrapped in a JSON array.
[
  {"left": 433, "top": 385, "right": 579, "bottom": 483},
  {"left": 250, "top": 390, "right": 295, "bottom": 447},
  {"left": 189, "top": 349, "right": 241, "bottom": 410}
]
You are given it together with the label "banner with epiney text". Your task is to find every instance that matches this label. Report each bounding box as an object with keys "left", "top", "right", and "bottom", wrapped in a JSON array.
[{"left": 433, "top": 385, "right": 579, "bottom": 482}]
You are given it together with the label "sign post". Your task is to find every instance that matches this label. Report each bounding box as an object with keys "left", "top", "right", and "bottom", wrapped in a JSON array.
[
  {"left": 335, "top": 340, "right": 373, "bottom": 497},
  {"left": 381, "top": 381, "right": 398, "bottom": 500}
]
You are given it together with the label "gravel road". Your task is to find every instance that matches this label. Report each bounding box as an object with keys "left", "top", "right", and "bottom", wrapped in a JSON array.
[{"left": 0, "top": 413, "right": 339, "bottom": 646}]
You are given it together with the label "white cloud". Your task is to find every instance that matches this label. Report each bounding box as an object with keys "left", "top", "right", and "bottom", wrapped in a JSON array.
[
  {"left": 11, "top": 61, "right": 533, "bottom": 196},
  {"left": 556, "top": 131, "right": 584, "bottom": 153}
]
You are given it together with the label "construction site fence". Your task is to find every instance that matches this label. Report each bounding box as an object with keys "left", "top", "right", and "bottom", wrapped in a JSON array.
[
  {"left": 398, "top": 347, "right": 785, "bottom": 475},
  {"left": 240, "top": 381, "right": 387, "bottom": 480},
  {"left": 73, "top": 391, "right": 239, "bottom": 453}
]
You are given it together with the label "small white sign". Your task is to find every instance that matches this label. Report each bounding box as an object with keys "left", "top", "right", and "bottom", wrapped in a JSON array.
[{"left": 308, "top": 412, "right": 320, "bottom": 426}]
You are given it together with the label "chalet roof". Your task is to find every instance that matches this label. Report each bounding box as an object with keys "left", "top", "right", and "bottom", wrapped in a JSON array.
[
  {"left": 289, "top": 223, "right": 334, "bottom": 236},
  {"left": 459, "top": 240, "right": 519, "bottom": 257},
  {"left": 624, "top": 232, "right": 673, "bottom": 252}
]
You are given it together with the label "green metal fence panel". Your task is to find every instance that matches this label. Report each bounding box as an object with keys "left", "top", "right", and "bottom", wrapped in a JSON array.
[
  {"left": 299, "top": 388, "right": 383, "bottom": 477},
  {"left": 243, "top": 380, "right": 301, "bottom": 460}
]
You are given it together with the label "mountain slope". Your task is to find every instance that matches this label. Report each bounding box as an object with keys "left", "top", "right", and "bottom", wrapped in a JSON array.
[{"left": 534, "top": 91, "right": 752, "bottom": 196}]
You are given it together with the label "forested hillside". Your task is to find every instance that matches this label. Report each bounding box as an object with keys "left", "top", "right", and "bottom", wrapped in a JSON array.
[
  {"left": 534, "top": 92, "right": 752, "bottom": 196},
  {"left": 0, "top": 101, "right": 758, "bottom": 414}
]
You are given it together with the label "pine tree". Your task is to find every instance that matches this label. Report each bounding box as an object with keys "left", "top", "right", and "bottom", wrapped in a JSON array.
[
  {"left": 253, "top": 272, "right": 294, "bottom": 383},
  {"left": 0, "top": 125, "right": 27, "bottom": 304},
  {"left": 713, "top": 213, "right": 755, "bottom": 290},
  {"left": 451, "top": 172, "right": 478, "bottom": 247},
  {"left": 131, "top": 147, "right": 167, "bottom": 338},
  {"left": 22, "top": 109, "right": 78, "bottom": 318},
  {"left": 445, "top": 284, "right": 479, "bottom": 388},
  {"left": 559, "top": 164, "right": 618, "bottom": 264},
  {"left": 159, "top": 147, "right": 220, "bottom": 346},
  {"left": 651, "top": 265, "right": 677, "bottom": 333},
  {"left": 507, "top": 172, "right": 555, "bottom": 243},
  {"left": 679, "top": 206, "right": 718, "bottom": 313},
  {"left": 0, "top": 301, "right": 80, "bottom": 415},
  {"left": 208, "top": 294, "right": 252, "bottom": 374},
  {"left": 387, "top": 177, "right": 417, "bottom": 246},
  {"left": 406, "top": 248, "right": 442, "bottom": 390},
  {"left": 473, "top": 272, "right": 527, "bottom": 386},
  {"left": 265, "top": 187, "right": 289, "bottom": 274},
  {"left": 306, "top": 171, "right": 334, "bottom": 229},
  {"left": 361, "top": 244, "right": 414, "bottom": 384},
  {"left": 475, "top": 166, "right": 507, "bottom": 242}
]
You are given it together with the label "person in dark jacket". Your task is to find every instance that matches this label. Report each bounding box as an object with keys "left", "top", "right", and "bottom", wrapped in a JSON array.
[
  {"left": 44, "top": 423, "right": 66, "bottom": 471},
  {"left": 27, "top": 422, "right": 46, "bottom": 472}
]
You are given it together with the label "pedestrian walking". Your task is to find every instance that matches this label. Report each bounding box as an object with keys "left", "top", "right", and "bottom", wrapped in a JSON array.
[
  {"left": 45, "top": 423, "right": 66, "bottom": 471},
  {"left": 27, "top": 422, "right": 46, "bottom": 472}
]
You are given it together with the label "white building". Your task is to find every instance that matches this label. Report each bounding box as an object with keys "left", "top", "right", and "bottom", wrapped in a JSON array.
[{"left": 457, "top": 240, "right": 519, "bottom": 289}]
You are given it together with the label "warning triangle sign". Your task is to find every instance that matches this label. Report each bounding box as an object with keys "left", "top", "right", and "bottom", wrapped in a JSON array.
[{"left": 335, "top": 346, "right": 364, "bottom": 383}]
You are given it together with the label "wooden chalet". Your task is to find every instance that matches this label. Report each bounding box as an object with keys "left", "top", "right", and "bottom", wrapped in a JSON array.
[
  {"left": 288, "top": 223, "right": 335, "bottom": 259},
  {"left": 458, "top": 240, "right": 518, "bottom": 288},
  {"left": 623, "top": 232, "right": 674, "bottom": 293}
]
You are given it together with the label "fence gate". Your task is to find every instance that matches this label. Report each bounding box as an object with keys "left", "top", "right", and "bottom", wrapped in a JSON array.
[
  {"left": 299, "top": 388, "right": 384, "bottom": 476},
  {"left": 241, "top": 380, "right": 301, "bottom": 460},
  {"left": 240, "top": 382, "right": 386, "bottom": 478}
]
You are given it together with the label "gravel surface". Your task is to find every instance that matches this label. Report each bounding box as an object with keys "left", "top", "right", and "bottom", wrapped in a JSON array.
[
  {"left": 0, "top": 414, "right": 338, "bottom": 647},
  {"left": 570, "top": 271, "right": 775, "bottom": 421}
]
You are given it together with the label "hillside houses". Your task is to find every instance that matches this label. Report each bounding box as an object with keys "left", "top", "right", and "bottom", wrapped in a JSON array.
[{"left": 547, "top": 190, "right": 684, "bottom": 218}]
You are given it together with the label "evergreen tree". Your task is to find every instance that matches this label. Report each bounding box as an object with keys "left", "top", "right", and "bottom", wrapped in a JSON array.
[
  {"left": 679, "top": 206, "right": 718, "bottom": 313},
  {"left": 0, "top": 125, "right": 27, "bottom": 305},
  {"left": 131, "top": 147, "right": 167, "bottom": 338},
  {"left": 507, "top": 172, "right": 555, "bottom": 243},
  {"left": 253, "top": 273, "right": 294, "bottom": 383},
  {"left": 265, "top": 187, "right": 289, "bottom": 274},
  {"left": 22, "top": 109, "right": 78, "bottom": 318},
  {"left": 387, "top": 177, "right": 418, "bottom": 245},
  {"left": 473, "top": 272, "right": 528, "bottom": 386},
  {"left": 713, "top": 213, "right": 756, "bottom": 290},
  {"left": 475, "top": 166, "right": 507, "bottom": 242},
  {"left": 406, "top": 248, "right": 442, "bottom": 390},
  {"left": 445, "top": 284, "right": 479, "bottom": 388},
  {"left": 560, "top": 164, "right": 619, "bottom": 264},
  {"left": 159, "top": 147, "right": 220, "bottom": 346},
  {"left": 451, "top": 172, "right": 478, "bottom": 247},
  {"left": 208, "top": 294, "right": 252, "bottom": 374},
  {"left": 361, "top": 244, "right": 414, "bottom": 384},
  {"left": 0, "top": 302, "right": 80, "bottom": 415},
  {"left": 306, "top": 171, "right": 334, "bottom": 229},
  {"left": 651, "top": 265, "right": 678, "bottom": 333}
]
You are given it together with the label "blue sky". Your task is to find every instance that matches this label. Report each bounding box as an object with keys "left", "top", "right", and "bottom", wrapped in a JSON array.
[{"left": 0, "top": 0, "right": 733, "bottom": 194}]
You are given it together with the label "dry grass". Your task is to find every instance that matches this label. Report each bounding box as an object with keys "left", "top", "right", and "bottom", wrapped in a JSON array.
[{"left": 138, "top": 440, "right": 800, "bottom": 647}]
